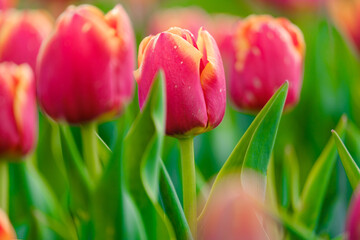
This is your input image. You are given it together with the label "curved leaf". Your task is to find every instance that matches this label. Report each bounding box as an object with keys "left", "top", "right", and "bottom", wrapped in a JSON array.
[
  {"left": 295, "top": 115, "right": 348, "bottom": 230},
  {"left": 123, "top": 71, "right": 175, "bottom": 240},
  {"left": 332, "top": 129, "right": 360, "bottom": 190},
  {"left": 199, "top": 81, "right": 288, "bottom": 219},
  {"left": 159, "top": 161, "right": 192, "bottom": 240}
]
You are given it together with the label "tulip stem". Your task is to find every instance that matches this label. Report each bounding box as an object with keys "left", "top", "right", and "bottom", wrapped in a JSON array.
[
  {"left": 0, "top": 161, "right": 8, "bottom": 213},
  {"left": 179, "top": 137, "right": 197, "bottom": 238},
  {"left": 81, "top": 123, "right": 101, "bottom": 181}
]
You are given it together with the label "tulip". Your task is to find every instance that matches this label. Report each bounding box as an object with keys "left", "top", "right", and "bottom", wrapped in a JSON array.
[
  {"left": 0, "top": 0, "right": 16, "bottom": 10},
  {"left": 328, "top": 0, "right": 360, "bottom": 55},
  {"left": 0, "top": 209, "right": 16, "bottom": 240},
  {"left": 230, "top": 15, "right": 305, "bottom": 112},
  {"left": 207, "top": 14, "right": 239, "bottom": 60},
  {"left": 346, "top": 187, "right": 360, "bottom": 240},
  {"left": 198, "top": 177, "right": 271, "bottom": 240},
  {"left": 148, "top": 7, "right": 209, "bottom": 38},
  {"left": 136, "top": 27, "right": 225, "bottom": 237},
  {"left": 0, "top": 9, "right": 53, "bottom": 73},
  {"left": 135, "top": 27, "right": 226, "bottom": 136},
  {"left": 0, "top": 62, "right": 37, "bottom": 157},
  {"left": 37, "top": 4, "right": 135, "bottom": 124}
]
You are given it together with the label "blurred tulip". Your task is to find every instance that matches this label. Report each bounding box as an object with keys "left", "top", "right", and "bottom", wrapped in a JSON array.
[
  {"left": 198, "top": 177, "right": 271, "bottom": 240},
  {"left": 0, "top": 209, "right": 16, "bottom": 240},
  {"left": 207, "top": 14, "right": 239, "bottom": 60},
  {"left": 328, "top": 0, "right": 360, "bottom": 55},
  {"left": 135, "top": 27, "right": 226, "bottom": 136},
  {"left": 346, "top": 187, "right": 360, "bottom": 240},
  {"left": 148, "top": 7, "right": 209, "bottom": 38},
  {"left": 37, "top": 4, "right": 135, "bottom": 124},
  {"left": 0, "top": 9, "right": 53, "bottom": 73},
  {"left": 0, "top": 62, "right": 37, "bottom": 157},
  {"left": 256, "top": 0, "right": 325, "bottom": 11},
  {"left": 230, "top": 15, "right": 305, "bottom": 112},
  {"left": 0, "top": 0, "right": 16, "bottom": 10}
]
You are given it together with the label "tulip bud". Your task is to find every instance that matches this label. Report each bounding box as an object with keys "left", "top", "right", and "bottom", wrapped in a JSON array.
[
  {"left": 0, "top": 209, "right": 16, "bottom": 240},
  {"left": 198, "top": 177, "right": 271, "bottom": 240},
  {"left": 0, "top": 9, "right": 53, "bottom": 72},
  {"left": 0, "top": 62, "right": 36, "bottom": 157},
  {"left": 0, "top": 0, "right": 16, "bottom": 10},
  {"left": 230, "top": 15, "right": 305, "bottom": 112},
  {"left": 37, "top": 4, "right": 135, "bottom": 124},
  {"left": 328, "top": 0, "right": 360, "bottom": 55},
  {"left": 135, "top": 27, "right": 226, "bottom": 136},
  {"left": 346, "top": 187, "right": 360, "bottom": 240}
]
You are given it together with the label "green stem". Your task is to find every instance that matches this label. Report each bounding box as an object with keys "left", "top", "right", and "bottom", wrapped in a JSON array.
[
  {"left": 179, "top": 137, "right": 197, "bottom": 238},
  {"left": 81, "top": 123, "right": 101, "bottom": 181},
  {"left": 0, "top": 161, "right": 8, "bottom": 212}
]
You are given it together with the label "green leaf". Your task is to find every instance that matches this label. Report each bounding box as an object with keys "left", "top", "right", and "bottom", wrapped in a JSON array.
[
  {"left": 199, "top": 81, "right": 288, "bottom": 219},
  {"left": 123, "top": 71, "right": 175, "bottom": 240},
  {"left": 159, "top": 161, "right": 193, "bottom": 240},
  {"left": 283, "top": 144, "right": 300, "bottom": 211},
  {"left": 332, "top": 129, "right": 360, "bottom": 190},
  {"left": 93, "top": 109, "right": 147, "bottom": 240},
  {"left": 59, "top": 126, "right": 93, "bottom": 222},
  {"left": 36, "top": 115, "right": 68, "bottom": 206},
  {"left": 295, "top": 115, "right": 348, "bottom": 230},
  {"left": 9, "top": 160, "right": 77, "bottom": 240}
]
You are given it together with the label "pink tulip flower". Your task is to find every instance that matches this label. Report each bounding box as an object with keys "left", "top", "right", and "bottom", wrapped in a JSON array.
[
  {"left": 230, "top": 15, "right": 305, "bottom": 113},
  {"left": 135, "top": 27, "right": 226, "bottom": 136},
  {"left": 0, "top": 9, "right": 53, "bottom": 72},
  {"left": 37, "top": 4, "right": 135, "bottom": 124},
  {"left": 0, "top": 62, "right": 37, "bottom": 157}
]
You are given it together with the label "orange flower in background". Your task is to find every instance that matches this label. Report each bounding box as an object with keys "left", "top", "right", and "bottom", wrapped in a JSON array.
[
  {"left": 229, "top": 15, "right": 305, "bottom": 113},
  {"left": 0, "top": 9, "right": 53, "bottom": 73},
  {"left": 198, "top": 177, "right": 272, "bottom": 240},
  {"left": 0, "top": 209, "right": 16, "bottom": 240},
  {"left": 328, "top": 0, "right": 360, "bottom": 55},
  {"left": 0, "top": 62, "right": 37, "bottom": 158}
]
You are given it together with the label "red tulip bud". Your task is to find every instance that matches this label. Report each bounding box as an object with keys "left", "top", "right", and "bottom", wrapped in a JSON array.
[
  {"left": 37, "top": 4, "right": 135, "bottom": 124},
  {"left": 0, "top": 209, "right": 16, "bottom": 240},
  {"left": 135, "top": 27, "right": 226, "bottom": 137},
  {"left": 230, "top": 15, "right": 305, "bottom": 113},
  {"left": 328, "top": 0, "right": 360, "bottom": 55},
  {"left": 0, "top": 62, "right": 37, "bottom": 158},
  {"left": 0, "top": 9, "right": 53, "bottom": 72},
  {"left": 346, "top": 187, "right": 360, "bottom": 240}
]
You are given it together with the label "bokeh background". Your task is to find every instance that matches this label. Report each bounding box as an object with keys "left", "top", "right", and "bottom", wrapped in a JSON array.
[{"left": 11, "top": 0, "right": 360, "bottom": 238}]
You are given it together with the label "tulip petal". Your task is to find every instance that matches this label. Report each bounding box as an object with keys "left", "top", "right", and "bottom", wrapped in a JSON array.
[{"left": 197, "top": 29, "right": 226, "bottom": 129}]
